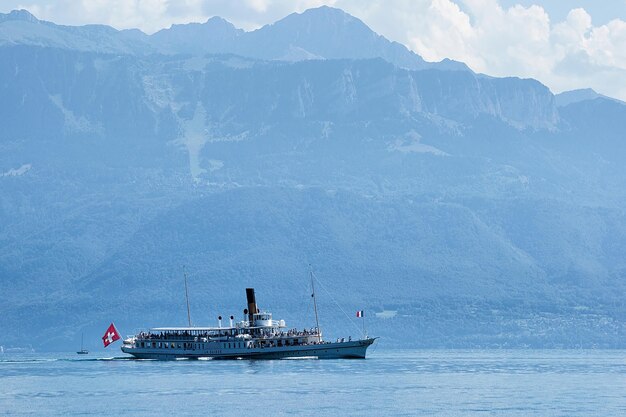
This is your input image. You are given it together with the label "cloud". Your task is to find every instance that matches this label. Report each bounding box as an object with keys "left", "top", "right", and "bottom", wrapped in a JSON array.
[
  {"left": 338, "top": 0, "right": 626, "bottom": 99},
  {"left": 3, "top": 0, "right": 626, "bottom": 100},
  {"left": 403, "top": 1, "right": 555, "bottom": 74}
]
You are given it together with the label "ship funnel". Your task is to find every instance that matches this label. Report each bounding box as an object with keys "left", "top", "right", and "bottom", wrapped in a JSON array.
[
  {"left": 218, "top": 316, "right": 222, "bottom": 328},
  {"left": 229, "top": 315, "right": 234, "bottom": 327},
  {"left": 246, "top": 288, "right": 258, "bottom": 325}
]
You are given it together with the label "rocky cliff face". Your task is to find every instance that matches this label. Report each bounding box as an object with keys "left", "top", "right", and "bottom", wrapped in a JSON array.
[{"left": 0, "top": 46, "right": 558, "bottom": 145}]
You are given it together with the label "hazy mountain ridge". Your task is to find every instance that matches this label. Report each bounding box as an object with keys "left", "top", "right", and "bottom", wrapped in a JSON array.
[
  {"left": 1, "top": 8, "right": 626, "bottom": 350},
  {"left": 150, "top": 16, "right": 243, "bottom": 56},
  {"left": 555, "top": 88, "right": 625, "bottom": 107},
  {"left": 0, "top": 10, "right": 152, "bottom": 55},
  {"left": 0, "top": 7, "right": 467, "bottom": 71}
]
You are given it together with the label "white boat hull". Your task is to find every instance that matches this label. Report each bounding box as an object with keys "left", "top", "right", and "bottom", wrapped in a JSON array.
[{"left": 121, "top": 338, "right": 375, "bottom": 360}]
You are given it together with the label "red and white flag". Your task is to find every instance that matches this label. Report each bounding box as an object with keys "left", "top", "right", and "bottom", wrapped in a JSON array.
[
  {"left": 356, "top": 310, "right": 364, "bottom": 318},
  {"left": 102, "top": 323, "right": 121, "bottom": 348}
]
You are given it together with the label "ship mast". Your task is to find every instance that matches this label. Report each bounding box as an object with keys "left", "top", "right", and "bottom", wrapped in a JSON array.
[
  {"left": 310, "top": 266, "right": 321, "bottom": 342},
  {"left": 183, "top": 266, "right": 192, "bottom": 327}
]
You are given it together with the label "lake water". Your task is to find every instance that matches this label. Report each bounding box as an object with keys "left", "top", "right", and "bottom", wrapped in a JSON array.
[{"left": 1, "top": 349, "right": 624, "bottom": 416}]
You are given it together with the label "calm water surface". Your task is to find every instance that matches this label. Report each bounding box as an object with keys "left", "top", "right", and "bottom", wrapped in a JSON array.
[{"left": 1, "top": 349, "right": 624, "bottom": 416}]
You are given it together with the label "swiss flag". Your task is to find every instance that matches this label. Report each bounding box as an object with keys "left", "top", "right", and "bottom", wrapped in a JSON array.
[{"left": 102, "top": 323, "right": 121, "bottom": 348}]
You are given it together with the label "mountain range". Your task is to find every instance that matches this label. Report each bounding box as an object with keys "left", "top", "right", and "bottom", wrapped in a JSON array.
[{"left": 1, "top": 6, "right": 625, "bottom": 350}]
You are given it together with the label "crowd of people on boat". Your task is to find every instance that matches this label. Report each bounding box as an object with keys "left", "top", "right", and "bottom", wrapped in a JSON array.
[
  {"left": 135, "top": 327, "right": 323, "bottom": 341},
  {"left": 256, "top": 328, "right": 319, "bottom": 339},
  {"left": 131, "top": 328, "right": 357, "bottom": 351}
]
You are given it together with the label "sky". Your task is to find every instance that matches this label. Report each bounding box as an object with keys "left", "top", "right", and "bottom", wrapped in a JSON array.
[{"left": 2, "top": 0, "right": 626, "bottom": 100}]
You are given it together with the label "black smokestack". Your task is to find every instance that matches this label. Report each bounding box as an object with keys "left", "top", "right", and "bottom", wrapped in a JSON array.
[{"left": 246, "top": 288, "right": 258, "bottom": 325}]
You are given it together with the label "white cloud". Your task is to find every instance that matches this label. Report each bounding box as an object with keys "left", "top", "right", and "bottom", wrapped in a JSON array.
[
  {"left": 2, "top": 0, "right": 626, "bottom": 100},
  {"left": 338, "top": 0, "right": 626, "bottom": 100}
]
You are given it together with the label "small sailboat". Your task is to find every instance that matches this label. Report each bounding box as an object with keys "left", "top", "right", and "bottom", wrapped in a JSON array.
[{"left": 77, "top": 332, "right": 89, "bottom": 354}]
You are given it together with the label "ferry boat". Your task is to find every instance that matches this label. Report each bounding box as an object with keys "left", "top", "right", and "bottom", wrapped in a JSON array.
[{"left": 121, "top": 288, "right": 376, "bottom": 360}]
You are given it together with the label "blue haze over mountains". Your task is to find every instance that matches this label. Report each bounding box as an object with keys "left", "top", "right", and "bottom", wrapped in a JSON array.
[{"left": 1, "top": 7, "right": 625, "bottom": 350}]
